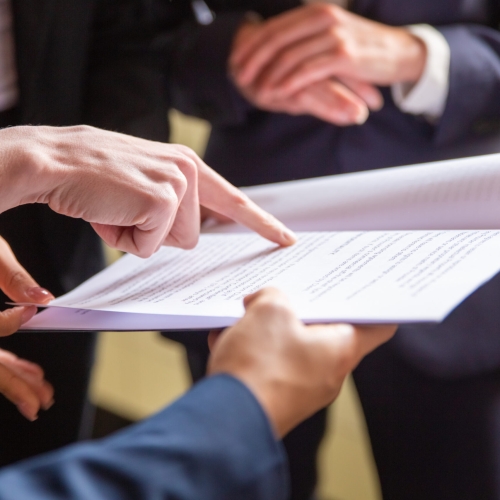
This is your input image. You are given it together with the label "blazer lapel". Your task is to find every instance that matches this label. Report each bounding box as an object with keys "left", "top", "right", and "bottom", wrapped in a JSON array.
[{"left": 11, "top": 0, "right": 57, "bottom": 121}]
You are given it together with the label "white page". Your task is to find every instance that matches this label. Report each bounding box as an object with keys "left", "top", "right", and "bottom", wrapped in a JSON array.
[
  {"left": 206, "top": 153, "right": 500, "bottom": 233},
  {"left": 23, "top": 230, "right": 500, "bottom": 330}
]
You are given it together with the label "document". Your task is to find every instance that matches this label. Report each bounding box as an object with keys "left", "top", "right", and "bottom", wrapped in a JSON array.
[
  {"left": 209, "top": 153, "right": 500, "bottom": 232},
  {"left": 22, "top": 153, "right": 500, "bottom": 331},
  {"left": 23, "top": 229, "right": 500, "bottom": 330}
]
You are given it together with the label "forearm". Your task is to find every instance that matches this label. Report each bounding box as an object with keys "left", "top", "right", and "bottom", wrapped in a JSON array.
[{"left": 0, "top": 375, "right": 289, "bottom": 500}]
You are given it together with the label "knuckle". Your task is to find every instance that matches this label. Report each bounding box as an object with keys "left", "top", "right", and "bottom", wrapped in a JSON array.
[
  {"left": 6, "top": 270, "right": 27, "bottom": 291},
  {"left": 68, "top": 124, "right": 95, "bottom": 135},
  {"left": 312, "top": 3, "right": 337, "bottom": 22},
  {"left": 177, "top": 156, "right": 198, "bottom": 183},
  {"left": 172, "top": 143, "right": 194, "bottom": 156},
  {"left": 227, "top": 189, "right": 251, "bottom": 212},
  {"left": 335, "top": 39, "right": 352, "bottom": 60},
  {"left": 253, "top": 297, "right": 292, "bottom": 319},
  {"left": 253, "top": 300, "right": 279, "bottom": 316},
  {"left": 165, "top": 167, "right": 189, "bottom": 198},
  {"left": 178, "top": 233, "right": 200, "bottom": 250},
  {"left": 159, "top": 190, "right": 179, "bottom": 213},
  {"left": 328, "top": 26, "right": 340, "bottom": 42}
]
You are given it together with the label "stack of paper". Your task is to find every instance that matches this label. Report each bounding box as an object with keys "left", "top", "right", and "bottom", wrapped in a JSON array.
[{"left": 22, "top": 153, "right": 500, "bottom": 331}]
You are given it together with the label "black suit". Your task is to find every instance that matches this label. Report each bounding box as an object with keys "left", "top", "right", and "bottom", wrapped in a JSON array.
[{"left": 0, "top": 0, "right": 172, "bottom": 465}]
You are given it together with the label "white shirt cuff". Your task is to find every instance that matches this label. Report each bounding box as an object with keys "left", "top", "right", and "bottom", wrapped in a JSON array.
[{"left": 391, "top": 24, "right": 450, "bottom": 121}]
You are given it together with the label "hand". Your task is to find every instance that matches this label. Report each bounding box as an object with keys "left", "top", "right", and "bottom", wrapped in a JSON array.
[
  {"left": 231, "top": 4, "right": 425, "bottom": 110},
  {"left": 0, "top": 348, "right": 54, "bottom": 421},
  {"left": 231, "top": 21, "right": 379, "bottom": 125},
  {"left": 0, "top": 237, "right": 54, "bottom": 420},
  {"left": 0, "top": 236, "right": 54, "bottom": 335},
  {"left": 0, "top": 125, "right": 296, "bottom": 258},
  {"left": 208, "top": 288, "right": 396, "bottom": 437}
]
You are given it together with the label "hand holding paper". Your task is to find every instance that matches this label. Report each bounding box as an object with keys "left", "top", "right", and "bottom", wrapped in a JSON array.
[
  {"left": 24, "top": 153, "right": 500, "bottom": 331},
  {"left": 0, "top": 236, "right": 53, "bottom": 336},
  {"left": 0, "top": 237, "right": 54, "bottom": 421},
  {"left": 208, "top": 287, "right": 396, "bottom": 437}
]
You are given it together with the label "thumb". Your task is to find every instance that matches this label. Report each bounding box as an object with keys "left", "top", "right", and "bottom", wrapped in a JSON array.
[
  {"left": 353, "top": 324, "right": 397, "bottom": 359},
  {"left": 0, "top": 237, "right": 54, "bottom": 304}
]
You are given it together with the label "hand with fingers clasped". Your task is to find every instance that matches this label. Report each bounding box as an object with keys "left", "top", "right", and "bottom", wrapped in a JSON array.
[
  {"left": 230, "top": 3, "right": 426, "bottom": 126},
  {"left": 208, "top": 288, "right": 396, "bottom": 437},
  {"left": 0, "top": 236, "right": 54, "bottom": 421}
]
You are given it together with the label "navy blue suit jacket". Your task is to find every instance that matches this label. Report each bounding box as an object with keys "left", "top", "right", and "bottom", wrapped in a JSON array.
[
  {"left": 0, "top": 375, "right": 288, "bottom": 500},
  {"left": 168, "top": 0, "right": 500, "bottom": 379}
]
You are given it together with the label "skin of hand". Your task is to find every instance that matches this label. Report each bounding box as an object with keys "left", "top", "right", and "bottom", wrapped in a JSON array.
[
  {"left": 0, "top": 349, "right": 54, "bottom": 422},
  {"left": 207, "top": 288, "right": 396, "bottom": 437},
  {"left": 0, "top": 236, "right": 55, "bottom": 421},
  {"left": 230, "top": 4, "right": 426, "bottom": 122},
  {"left": 0, "top": 125, "right": 296, "bottom": 259},
  {"left": 231, "top": 20, "right": 377, "bottom": 126}
]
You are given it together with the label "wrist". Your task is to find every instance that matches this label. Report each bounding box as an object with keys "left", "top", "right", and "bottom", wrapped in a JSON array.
[
  {"left": 0, "top": 126, "right": 59, "bottom": 213},
  {"left": 223, "top": 369, "right": 303, "bottom": 438},
  {"left": 394, "top": 29, "right": 427, "bottom": 83}
]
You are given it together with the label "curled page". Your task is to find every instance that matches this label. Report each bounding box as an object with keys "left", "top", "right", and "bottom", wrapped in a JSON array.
[{"left": 207, "top": 153, "right": 500, "bottom": 232}]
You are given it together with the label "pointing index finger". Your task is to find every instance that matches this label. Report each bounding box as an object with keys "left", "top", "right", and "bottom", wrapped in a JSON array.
[{"left": 197, "top": 161, "right": 296, "bottom": 247}]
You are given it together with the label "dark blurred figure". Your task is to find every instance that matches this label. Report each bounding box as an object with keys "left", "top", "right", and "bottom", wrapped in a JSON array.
[{"left": 0, "top": 0, "right": 188, "bottom": 465}]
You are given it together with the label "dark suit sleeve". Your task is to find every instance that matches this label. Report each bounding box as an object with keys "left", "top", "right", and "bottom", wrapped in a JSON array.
[
  {"left": 168, "top": 11, "right": 252, "bottom": 126},
  {"left": 435, "top": 20, "right": 500, "bottom": 144},
  {"left": 0, "top": 375, "right": 289, "bottom": 500}
]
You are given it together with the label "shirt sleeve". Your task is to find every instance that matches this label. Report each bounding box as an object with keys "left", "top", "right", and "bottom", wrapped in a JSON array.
[
  {"left": 391, "top": 24, "right": 451, "bottom": 122},
  {"left": 0, "top": 375, "right": 289, "bottom": 500}
]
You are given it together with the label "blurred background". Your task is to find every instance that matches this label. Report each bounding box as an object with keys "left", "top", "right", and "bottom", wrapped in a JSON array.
[{"left": 89, "top": 110, "right": 382, "bottom": 500}]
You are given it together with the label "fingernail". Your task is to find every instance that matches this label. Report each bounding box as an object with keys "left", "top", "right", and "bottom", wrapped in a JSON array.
[
  {"left": 20, "top": 306, "right": 37, "bottom": 325},
  {"left": 18, "top": 402, "right": 37, "bottom": 422},
  {"left": 26, "top": 287, "right": 55, "bottom": 303}
]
